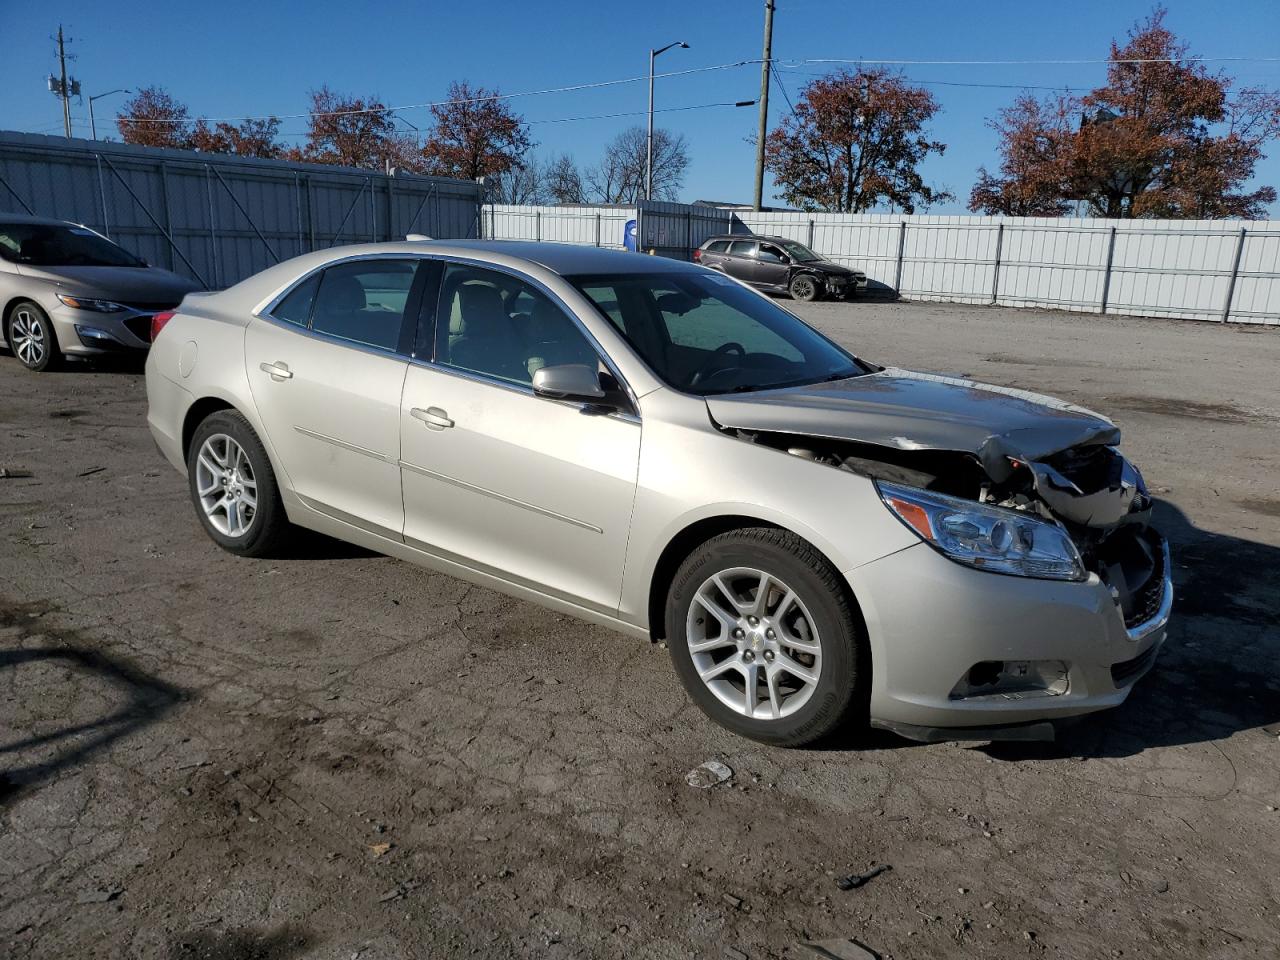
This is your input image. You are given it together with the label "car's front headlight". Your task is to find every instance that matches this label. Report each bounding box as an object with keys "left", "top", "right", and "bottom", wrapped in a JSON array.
[
  {"left": 56, "top": 294, "right": 124, "bottom": 312},
  {"left": 877, "top": 481, "right": 1086, "bottom": 581}
]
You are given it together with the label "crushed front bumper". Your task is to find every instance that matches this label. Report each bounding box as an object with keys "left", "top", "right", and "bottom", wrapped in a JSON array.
[{"left": 848, "top": 533, "right": 1171, "bottom": 740}]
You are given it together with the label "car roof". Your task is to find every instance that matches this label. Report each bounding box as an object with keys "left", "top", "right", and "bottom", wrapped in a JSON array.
[
  {"left": 702, "top": 235, "right": 795, "bottom": 245},
  {"left": 431, "top": 240, "right": 697, "bottom": 275}
]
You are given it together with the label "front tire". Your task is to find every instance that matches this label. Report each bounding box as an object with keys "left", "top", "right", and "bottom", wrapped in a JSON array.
[
  {"left": 789, "top": 274, "right": 821, "bottom": 302},
  {"left": 666, "top": 527, "right": 864, "bottom": 746},
  {"left": 7, "top": 301, "right": 62, "bottom": 372},
  {"left": 187, "top": 410, "right": 292, "bottom": 558}
]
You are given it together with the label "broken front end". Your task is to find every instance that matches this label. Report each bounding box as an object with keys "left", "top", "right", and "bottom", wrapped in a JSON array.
[{"left": 728, "top": 427, "right": 1172, "bottom": 739}]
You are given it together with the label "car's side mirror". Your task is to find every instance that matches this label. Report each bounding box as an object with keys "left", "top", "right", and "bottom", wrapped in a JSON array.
[{"left": 532, "top": 364, "right": 606, "bottom": 403}]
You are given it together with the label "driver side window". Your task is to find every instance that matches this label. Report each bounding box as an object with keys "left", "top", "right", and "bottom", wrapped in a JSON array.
[
  {"left": 434, "top": 265, "right": 601, "bottom": 387},
  {"left": 758, "top": 244, "right": 785, "bottom": 263}
]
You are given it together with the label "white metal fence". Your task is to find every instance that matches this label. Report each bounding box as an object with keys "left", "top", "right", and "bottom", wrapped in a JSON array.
[{"left": 483, "top": 201, "right": 1280, "bottom": 325}]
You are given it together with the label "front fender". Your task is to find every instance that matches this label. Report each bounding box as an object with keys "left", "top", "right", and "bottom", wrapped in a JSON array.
[{"left": 617, "top": 390, "right": 919, "bottom": 627}]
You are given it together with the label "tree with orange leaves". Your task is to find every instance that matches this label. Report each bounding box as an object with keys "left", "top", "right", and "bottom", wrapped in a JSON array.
[
  {"left": 765, "top": 68, "right": 951, "bottom": 213},
  {"left": 420, "top": 81, "right": 532, "bottom": 183},
  {"left": 971, "top": 7, "right": 1280, "bottom": 219}
]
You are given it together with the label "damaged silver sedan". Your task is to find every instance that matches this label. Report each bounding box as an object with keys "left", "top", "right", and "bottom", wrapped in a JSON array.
[{"left": 145, "top": 241, "right": 1170, "bottom": 746}]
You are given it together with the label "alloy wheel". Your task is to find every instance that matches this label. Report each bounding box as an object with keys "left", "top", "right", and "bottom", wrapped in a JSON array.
[
  {"left": 194, "top": 433, "right": 258, "bottom": 538},
  {"left": 685, "top": 566, "right": 823, "bottom": 720},
  {"left": 10, "top": 307, "right": 48, "bottom": 368}
]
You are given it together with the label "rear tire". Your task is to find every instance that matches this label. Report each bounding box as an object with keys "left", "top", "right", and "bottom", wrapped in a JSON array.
[
  {"left": 789, "top": 274, "right": 821, "bottom": 302},
  {"left": 7, "top": 301, "right": 62, "bottom": 372},
  {"left": 666, "top": 527, "right": 864, "bottom": 746},
  {"left": 187, "top": 410, "right": 293, "bottom": 558}
]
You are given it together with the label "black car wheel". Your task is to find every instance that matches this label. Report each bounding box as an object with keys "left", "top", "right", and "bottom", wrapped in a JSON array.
[
  {"left": 667, "top": 526, "right": 865, "bottom": 746},
  {"left": 7, "top": 301, "right": 62, "bottom": 372},
  {"left": 789, "top": 274, "right": 821, "bottom": 302},
  {"left": 187, "top": 410, "right": 294, "bottom": 558}
]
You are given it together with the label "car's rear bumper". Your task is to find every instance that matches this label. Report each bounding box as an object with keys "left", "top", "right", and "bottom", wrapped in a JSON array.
[{"left": 847, "top": 536, "right": 1171, "bottom": 738}]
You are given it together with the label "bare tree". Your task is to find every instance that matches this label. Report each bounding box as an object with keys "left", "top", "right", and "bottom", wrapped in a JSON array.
[
  {"left": 546, "top": 153, "right": 585, "bottom": 204},
  {"left": 584, "top": 127, "right": 688, "bottom": 203},
  {"left": 487, "top": 158, "right": 547, "bottom": 204}
]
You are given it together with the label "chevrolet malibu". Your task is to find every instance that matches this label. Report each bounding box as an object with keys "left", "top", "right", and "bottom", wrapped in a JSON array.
[
  {"left": 145, "top": 241, "right": 1171, "bottom": 746},
  {"left": 1, "top": 215, "right": 200, "bottom": 371}
]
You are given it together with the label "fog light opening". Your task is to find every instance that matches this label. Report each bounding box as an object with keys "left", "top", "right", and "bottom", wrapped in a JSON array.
[{"left": 949, "top": 660, "right": 1069, "bottom": 701}]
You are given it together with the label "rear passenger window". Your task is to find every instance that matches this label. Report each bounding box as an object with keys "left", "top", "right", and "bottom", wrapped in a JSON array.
[
  {"left": 728, "top": 241, "right": 757, "bottom": 257},
  {"left": 310, "top": 259, "right": 418, "bottom": 352},
  {"left": 271, "top": 273, "right": 320, "bottom": 327}
]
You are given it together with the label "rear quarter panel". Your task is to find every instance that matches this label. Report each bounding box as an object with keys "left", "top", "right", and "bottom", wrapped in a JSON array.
[{"left": 145, "top": 298, "right": 263, "bottom": 478}]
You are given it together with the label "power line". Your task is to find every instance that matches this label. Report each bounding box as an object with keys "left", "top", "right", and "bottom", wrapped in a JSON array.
[
  {"left": 106, "top": 54, "right": 1280, "bottom": 126},
  {"left": 272, "top": 99, "right": 757, "bottom": 137},
  {"left": 786, "top": 55, "right": 1280, "bottom": 67},
  {"left": 770, "top": 64, "right": 798, "bottom": 115},
  {"left": 116, "top": 60, "right": 757, "bottom": 125},
  {"left": 776, "top": 67, "right": 1088, "bottom": 93}
]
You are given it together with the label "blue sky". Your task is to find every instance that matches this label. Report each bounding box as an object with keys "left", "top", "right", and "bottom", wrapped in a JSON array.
[{"left": 3, "top": 0, "right": 1279, "bottom": 213}]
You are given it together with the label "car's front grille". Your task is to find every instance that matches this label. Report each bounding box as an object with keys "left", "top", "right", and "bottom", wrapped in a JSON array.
[
  {"left": 122, "top": 315, "right": 152, "bottom": 342},
  {"left": 1111, "top": 643, "right": 1160, "bottom": 687},
  {"left": 1124, "top": 534, "right": 1167, "bottom": 629}
]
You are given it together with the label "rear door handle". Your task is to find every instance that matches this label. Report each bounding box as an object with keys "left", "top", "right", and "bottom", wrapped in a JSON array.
[
  {"left": 259, "top": 361, "right": 293, "bottom": 381},
  {"left": 410, "top": 406, "right": 454, "bottom": 430}
]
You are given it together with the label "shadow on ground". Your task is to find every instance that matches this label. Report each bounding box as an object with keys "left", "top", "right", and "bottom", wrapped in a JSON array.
[
  {"left": 0, "top": 602, "right": 185, "bottom": 804},
  {"left": 165, "top": 924, "right": 316, "bottom": 960}
]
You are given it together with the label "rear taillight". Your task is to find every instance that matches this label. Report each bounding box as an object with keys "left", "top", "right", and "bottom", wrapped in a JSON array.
[
  {"left": 150, "top": 311, "right": 176, "bottom": 341},
  {"left": 692, "top": 248, "right": 702, "bottom": 262}
]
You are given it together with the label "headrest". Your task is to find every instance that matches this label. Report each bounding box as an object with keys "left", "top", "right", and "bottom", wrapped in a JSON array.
[
  {"left": 321, "top": 274, "right": 366, "bottom": 313},
  {"left": 454, "top": 284, "right": 508, "bottom": 338}
]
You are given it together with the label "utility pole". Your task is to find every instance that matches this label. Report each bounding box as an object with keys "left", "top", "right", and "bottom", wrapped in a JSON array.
[
  {"left": 752, "top": 0, "right": 775, "bottom": 211},
  {"left": 47, "top": 25, "right": 80, "bottom": 138},
  {"left": 56, "top": 25, "right": 72, "bottom": 138}
]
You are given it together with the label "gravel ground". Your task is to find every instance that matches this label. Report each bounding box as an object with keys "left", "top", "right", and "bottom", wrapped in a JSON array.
[{"left": 2, "top": 299, "right": 1279, "bottom": 960}]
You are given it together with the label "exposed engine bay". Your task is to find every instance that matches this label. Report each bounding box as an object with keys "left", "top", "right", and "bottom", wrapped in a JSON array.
[{"left": 725, "top": 426, "right": 1164, "bottom": 628}]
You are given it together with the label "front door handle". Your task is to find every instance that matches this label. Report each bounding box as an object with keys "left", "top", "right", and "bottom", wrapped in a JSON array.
[
  {"left": 410, "top": 406, "right": 454, "bottom": 431},
  {"left": 260, "top": 361, "right": 293, "bottom": 381}
]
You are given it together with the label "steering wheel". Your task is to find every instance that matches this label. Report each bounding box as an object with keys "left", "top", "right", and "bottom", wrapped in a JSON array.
[{"left": 690, "top": 342, "right": 746, "bottom": 387}]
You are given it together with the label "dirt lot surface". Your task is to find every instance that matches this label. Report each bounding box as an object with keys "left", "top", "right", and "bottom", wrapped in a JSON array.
[{"left": 3, "top": 300, "right": 1279, "bottom": 960}]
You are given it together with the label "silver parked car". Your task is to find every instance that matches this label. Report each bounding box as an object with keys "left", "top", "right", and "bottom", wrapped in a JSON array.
[
  {"left": 145, "top": 241, "right": 1171, "bottom": 746},
  {"left": 0, "top": 215, "right": 200, "bottom": 371}
]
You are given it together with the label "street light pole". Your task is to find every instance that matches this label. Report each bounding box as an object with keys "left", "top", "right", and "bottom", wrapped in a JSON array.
[
  {"left": 88, "top": 88, "right": 130, "bottom": 140},
  {"left": 646, "top": 40, "right": 689, "bottom": 202}
]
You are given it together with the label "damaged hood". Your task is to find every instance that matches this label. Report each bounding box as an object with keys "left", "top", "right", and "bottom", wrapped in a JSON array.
[{"left": 706, "top": 367, "right": 1121, "bottom": 483}]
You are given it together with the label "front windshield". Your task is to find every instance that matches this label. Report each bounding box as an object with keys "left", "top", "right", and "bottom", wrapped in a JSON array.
[
  {"left": 0, "top": 223, "right": 146, "bottom": 268},
  {"left": 779, "top": 241, "right": 820, "bottom": 262},
  {"left": 569, "top": 270, "right": 867, "bottom": 395}
]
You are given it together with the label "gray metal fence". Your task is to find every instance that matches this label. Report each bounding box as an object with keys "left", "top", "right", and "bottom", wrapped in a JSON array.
[{"left": 0, "top": 130, "right": 484, "bottom": 289}]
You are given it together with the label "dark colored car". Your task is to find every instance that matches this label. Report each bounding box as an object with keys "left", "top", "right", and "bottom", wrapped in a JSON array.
[{"left": 693, "top": 235, "right": 867, "bottom": 302}]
